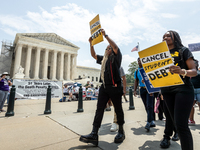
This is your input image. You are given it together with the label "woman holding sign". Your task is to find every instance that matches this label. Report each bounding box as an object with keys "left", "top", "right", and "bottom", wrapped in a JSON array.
[
  {"left": 160, "top": 31, "right": 197, "bottom": 150},
  {"left": 79, "top": 29, "right": 125, "bottom": 146}
]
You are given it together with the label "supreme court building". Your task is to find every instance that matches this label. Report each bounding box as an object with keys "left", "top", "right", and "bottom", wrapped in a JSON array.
[{"left": 9, "top": 33, "right": 100, "bottom": 84}]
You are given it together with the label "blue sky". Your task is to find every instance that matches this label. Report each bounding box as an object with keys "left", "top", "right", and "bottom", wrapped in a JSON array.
[{"left": 0, "top": 0, "right": 200, "bottom": 73}]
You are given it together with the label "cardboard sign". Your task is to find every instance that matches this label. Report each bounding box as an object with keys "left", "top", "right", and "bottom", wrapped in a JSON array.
[
  {"left": 138, "top": 41, "right": 184, "bottom": 88},
  {"left": 89, "top": 14, "right": 103, "bottom": 46},
  {"left": 139, "top": 68, "right": 160, "bottom": 94}
]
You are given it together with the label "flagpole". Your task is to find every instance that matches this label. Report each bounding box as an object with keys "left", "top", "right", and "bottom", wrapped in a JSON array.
[{"left": 137, "top": 42, "right": 140, "bottom": 51}]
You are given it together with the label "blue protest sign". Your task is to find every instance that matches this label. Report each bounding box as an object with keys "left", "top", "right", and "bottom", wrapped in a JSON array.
[
  {"left": 188, "top": 43, "right": 200, "bottom": 52},
  {"left": 139, "top": 68, "right": 160, "bottom": 94}
]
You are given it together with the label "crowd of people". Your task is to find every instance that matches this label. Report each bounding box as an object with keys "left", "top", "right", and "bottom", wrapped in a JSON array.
[
  {"left": 59, "top": 81, "right": 100, "bottom": 102},
  {"left": 78, "top": 29, "right": 198, "bottom": 150}
]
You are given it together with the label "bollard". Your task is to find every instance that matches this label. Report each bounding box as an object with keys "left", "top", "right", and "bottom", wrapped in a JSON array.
[
  {"left": 77, "top": 86, "right": 84, "bottom": 112},
  {"left": 44, "top": 85, "right": 52, "bottom": 114},
  {"left": 129, "top": 87, "right": 135, "bottom": 110},
  {"left": 5, "top": 85, "right": 16, "bottom": 117}
]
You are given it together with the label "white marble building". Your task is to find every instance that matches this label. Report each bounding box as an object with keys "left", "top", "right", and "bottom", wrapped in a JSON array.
[
  {"left": 10, "top": 33, "right": 101, "bottom": 84},
  {"left": 76, "top": 66, "right": 101, "bottom": 86},
  {"left": 11, "top": 33, "right": 79, "bottom": 81}
]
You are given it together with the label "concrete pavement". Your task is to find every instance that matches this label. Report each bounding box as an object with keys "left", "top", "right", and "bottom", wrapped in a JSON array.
[{"left": 0, "top": 96, "right": 200, "bottom": 150}]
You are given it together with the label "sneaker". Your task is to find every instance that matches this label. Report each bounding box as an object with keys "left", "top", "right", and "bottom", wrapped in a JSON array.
[
  {"left": 145, "top": 122, "right": 150, "bottom": 131},
  {"left": 110, "top": 123, "right": 118, "bottom": 132},
  {"left": 67, "top": 99, "right": 71, "bottom": 102},
  {"left": 188, "top": 120, "right": 195, "bottom": 126},
  {"left": 150, "top": 120, "right": 156, "bottom": 127},
  {"left": 0, "top": 109, "right": 6, "bottom": 112}
]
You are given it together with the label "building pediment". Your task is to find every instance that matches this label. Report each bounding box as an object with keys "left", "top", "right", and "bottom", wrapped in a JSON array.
[{"left": 15, "top": 33, "right": 79, "bottom": 49}]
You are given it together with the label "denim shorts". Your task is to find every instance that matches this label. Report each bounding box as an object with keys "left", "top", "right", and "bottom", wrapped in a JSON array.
[{"left": 194, "top": 88, "right": 200, "bottom": 102}]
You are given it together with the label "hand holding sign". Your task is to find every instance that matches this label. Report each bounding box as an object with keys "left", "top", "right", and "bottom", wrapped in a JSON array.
[
  {"left": 89, "top": 14, "right": 104, "bottom": 46},
  {"left": 101, "top": 29, "right": 106, "bottom": 36},
  {"left": 169, "top": 65, "right": 182, "bottom": 74}
]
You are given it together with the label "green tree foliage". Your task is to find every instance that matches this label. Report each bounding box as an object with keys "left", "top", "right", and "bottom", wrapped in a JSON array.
[{"left": 126, "top": 61, "right": 138, "bottom": 83}]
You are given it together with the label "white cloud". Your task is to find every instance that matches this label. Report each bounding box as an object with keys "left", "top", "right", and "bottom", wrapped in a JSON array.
[
  {"left": 122, "top": 54, "right": 137, "bottom": 74},
  {"left": 161, "top": 13, "right": 179, "bottom": 18},
  {"left": 0, "top": 0, "right": 169, "bottom": 46}
]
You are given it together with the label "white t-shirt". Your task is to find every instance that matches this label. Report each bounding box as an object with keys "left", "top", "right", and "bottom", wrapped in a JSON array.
[{"left": 63, "top": 88, "right": 71, "bottom": 93}]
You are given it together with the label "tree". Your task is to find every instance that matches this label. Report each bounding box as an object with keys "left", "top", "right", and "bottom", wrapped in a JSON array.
[{"left": 126, "top": 61, "right": 138, "bottom": 84}]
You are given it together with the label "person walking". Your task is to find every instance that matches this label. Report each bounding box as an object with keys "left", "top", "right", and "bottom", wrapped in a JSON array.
[
  {"left": 160, "top": 30, "right": 197, "bottom": 150},
  {"left": 188, "top": 59, "right": 200, "bottom": 126},
  {"left": 0, "top": 72, "right": 12, "bottom": 112},
  {"left": 134, "top": 58, "right": 155, "bottom": 131},
  {"left": 79, "top": 29, "right": 125, "bottom": 146},
  {"left": 110, "top": 66, "right": 128, "bottom": 132}
]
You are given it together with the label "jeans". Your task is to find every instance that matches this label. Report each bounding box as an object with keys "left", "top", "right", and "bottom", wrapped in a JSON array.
[
  {"left": 140, "top": 87, "right": 154, "bottom": 123},
  {"left": 93, "top": 84, "right": 124, "bottom": 127},
  {"left": 163, "top": 92, "right": 194, "bottom": 150},
  {"left": 194, "top": 88, "right": 200, "bottom": 102},
  {"left": 0, "top": 90, "right": 9, "bottom": 110}
]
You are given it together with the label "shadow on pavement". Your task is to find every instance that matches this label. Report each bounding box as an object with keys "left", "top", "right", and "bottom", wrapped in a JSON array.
[
  {"left": 99, "top": 141, "right": 122, "bottom": 150},
  {"left": 189, "top": 124, "right": 200, "bottom": 131},
  {"left": 68, "top": 145, "right": 100, "bottom": 150},
  {"left": 99, "top": 123, "right": 117, "bottom": 136},
  {"left": 138, "top": 140, "right": 180, "bottom": 150},
  {"left": 131, "top": 126, "right": 159, "bottom": 135}
]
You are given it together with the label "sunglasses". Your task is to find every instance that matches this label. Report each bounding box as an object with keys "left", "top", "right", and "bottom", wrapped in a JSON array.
[{"left": 106, "top": 47, "right": 112, "bottom": 51}]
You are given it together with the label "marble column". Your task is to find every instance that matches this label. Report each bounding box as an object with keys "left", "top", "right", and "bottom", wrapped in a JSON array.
[
  {"left": 52, "top": 51, "right": 57, "bottom": 80},
  {"left": 73, "top": 55, "right": 77, "bottom": 80},
  {"left": 13, "top": 43, "right": 23, "bottom": 75},
  {"left": 67, "top": 53, "right": 71, "bottom": 80},
  {"left": 42, "top": 49, "right": 49, "bottom": 80},
  {"left": 59, "top": 52, "right": 64, "bottom": 80},
  {"left": 24, "top": 46, "right": 32, "bottom": 79},
  {"left": 64, "top": 54, "right": 68, "bottom": 80},
  {"left": 70, "top": 55, "right": 73, "bottom": 80},
  {"left": 33, "top": 47, "right": 41, "bottom": 79}
]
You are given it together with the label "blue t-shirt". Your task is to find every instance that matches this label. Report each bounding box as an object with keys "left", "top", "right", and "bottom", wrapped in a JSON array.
[{"left": 134, "top": 68, "right": 145, "bottom": 87}]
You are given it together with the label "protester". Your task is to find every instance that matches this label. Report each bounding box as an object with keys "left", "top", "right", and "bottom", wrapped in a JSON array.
[
  {"left": 160, "top": 30, "right": 197, "bottom": 150},
  {"left": 63, "top": 84, "right": 73, "bottom": 102},
  {"left": 134, "top": 58, "right": 155, "bottom": 131},
  {"left": 189, "top": 59, "right": 200, "bottom": 125},
  {"left": 110, "top": 66, "right": 128, "bottom": 132},
  {"left": 79, "top": 29, "right": 125, "bottom": 146},
  {"left": 84, "top": 81, "right": 91, "bottom": 90},
  {"left": 0, "top": 72, "right": 12, "bottom": 112}
]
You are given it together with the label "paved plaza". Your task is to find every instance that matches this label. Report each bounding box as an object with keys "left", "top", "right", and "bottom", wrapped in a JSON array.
[{"left": 0, "top": 96, "right": 200, "bottom": 150}]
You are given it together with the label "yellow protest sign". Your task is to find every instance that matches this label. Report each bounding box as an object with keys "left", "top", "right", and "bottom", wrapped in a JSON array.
[
  {"left": 138, "top": 41, "right": 184, "bottom": 88},
  {"left": 89, "top": 14, "right": 103, "bottom": 46}
]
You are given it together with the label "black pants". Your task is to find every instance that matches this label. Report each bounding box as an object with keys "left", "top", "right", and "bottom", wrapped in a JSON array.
[
  {"left": 163, "top": 92, "right": 194, "bottom": 150},
  {"left": 93, "top": 84, "right": 125, "bottom": 127}
]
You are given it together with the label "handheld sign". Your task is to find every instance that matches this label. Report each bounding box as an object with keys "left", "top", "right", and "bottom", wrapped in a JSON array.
[
  {"left": 89, "top": 14, "right": 103, "bottom": 46},
  {"left": 138, "top": 41, "right": 184, "bottom": 88},
  {"left": 139, "top": 68, "right": 160, "bottom": 94}
]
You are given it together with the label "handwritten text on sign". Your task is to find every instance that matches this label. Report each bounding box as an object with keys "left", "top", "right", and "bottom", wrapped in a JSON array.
[{"left": 89, "top": 14, "right": 103, "bottom": 46}]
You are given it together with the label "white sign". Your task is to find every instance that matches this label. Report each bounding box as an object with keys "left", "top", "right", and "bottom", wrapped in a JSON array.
[{"left": 13, "top": 79, "right": 62, "bottom": 99}]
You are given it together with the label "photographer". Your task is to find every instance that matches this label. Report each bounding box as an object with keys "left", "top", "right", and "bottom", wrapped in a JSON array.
[{"left": 0, "top": 72, "right": 12, "bottom": 112}]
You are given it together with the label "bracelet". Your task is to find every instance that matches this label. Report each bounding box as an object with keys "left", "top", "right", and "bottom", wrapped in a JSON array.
[
  {"left": 105, "top": 34, "right": 108, "bottom": 38},
  {"left": 181, "top": 69, "right": 187, "bottom": 78}
]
